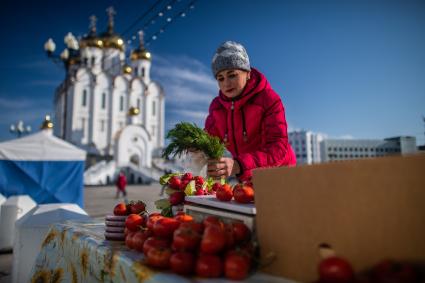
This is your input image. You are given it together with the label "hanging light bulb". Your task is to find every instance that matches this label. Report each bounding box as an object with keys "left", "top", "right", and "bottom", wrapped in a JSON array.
[
  {"left": 167, "top": 17, "right": 172, "bottom": 22},
  {"left": 158, "top": 12, "right": 164, "bottom": 17},
  {"left": 166, "top": 5, "right": 172, "bottom": 10},
  {"left": 152, "top": 35, "right": 157, "bottom": 40}
]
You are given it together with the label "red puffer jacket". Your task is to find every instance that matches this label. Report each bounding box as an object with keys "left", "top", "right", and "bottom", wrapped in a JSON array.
[{"left": 205, "top": 68, "right": 296, "bottom": 182}]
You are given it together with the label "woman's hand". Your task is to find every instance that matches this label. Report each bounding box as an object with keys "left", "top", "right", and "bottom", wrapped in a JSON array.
[{"left": 207, "top": 157, "right": 240, "bottom": 179}]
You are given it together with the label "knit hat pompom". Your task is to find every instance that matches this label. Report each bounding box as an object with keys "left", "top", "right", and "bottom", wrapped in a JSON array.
[{"left": 211, "top": 41, "right": 250, "bottom": 77}]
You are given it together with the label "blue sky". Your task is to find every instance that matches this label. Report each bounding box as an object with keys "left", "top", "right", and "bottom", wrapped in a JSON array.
[{"left": 0, "top": 0, "right": 424, "bottom": 145}]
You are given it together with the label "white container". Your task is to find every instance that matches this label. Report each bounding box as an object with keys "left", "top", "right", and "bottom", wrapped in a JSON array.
[
  {"left": 12, "top": 203, "right": 91, "bottom": 283},
  {"left": 0, "top": 195, "right": 36, "bottom": 251}
]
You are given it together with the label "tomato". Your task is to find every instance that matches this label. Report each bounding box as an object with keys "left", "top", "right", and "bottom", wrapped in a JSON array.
[
  {"left": 168, "top": 176, "right": 181, "bottom": 190},
  {"left": 233, "top": 184, "right": 254, "bottom": 204},
  {"left": 169, "top": 191, "right": 185, "bottom": 205},
  {"left": 153, "top": 217, "right": 181, "bottom": 238},
  {"left": 132, "top": 230, "right": 152, "bottom": 253},
  {"left": 129, "top": 201, "right": 146, "bottom": 215},
  {"left": 224, "top": 250, "right": 251, "bottom": 280},
  {"left": 125, "top": 214, "right": 144, "bottom": 231},
  {"left": 173, "top": 226, "right": 201, "bottom": 251},
  {"left": 232, "top": 222, "right": 251, "bottom": 243},
  {"left": 146, "top": 213, "right": 163, "bottom": 231},
  {"left": 113, "top": 202, "right": 128, "bottom": 216},
  {"left": 223, "top": 223, "right": 235, "bottom": 249},
  {"left": 179, "top": 221, "right": 204, "bottom": 234},
  {"left": 146, "top": 246, "right": 172, "bottom": 269},
  {"left": 196, "top": 254, "right": 223, "bottom": 278},
  {"left": 319, "top": 256, "right": 354, "bottom": 283},
  {"left": 170, "top": 252, "right": 195, "bottom": 275},
  {"left": 173, "top": 213, "right": 194, "bottom": 223},
  {"left": 200, "top": 225, "right": 226, "bottom": 254},
  {"left": 216, "top": 185, "right": 233, "bottom": 202},
  {"left": 142, "top": 236, "right": 170, "bottom": 255},
  {"left": 125, "top": 231, "right": 136, "bottom": 249},
  {"left": 202, "top": 216, "right": 224, "bottom": 229}
]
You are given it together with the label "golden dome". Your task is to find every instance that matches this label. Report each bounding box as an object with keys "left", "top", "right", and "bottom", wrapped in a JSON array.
[
  {"left": 123, "top": 64, "right": 132, "bottom": 74},
  {"left": 80, "top": 35, "right": 103, "bottom": 49},
  {"left": 40, "top": 115, "right": 54, "bottom": 130},
  {"left": 80, "top": 15, "right": 103, "bottom": 49},
  {"left": 128, "top": 107, "right": 140, "bottom": 116},
  {"left": 101, "top": 32, "right": 125, "bottom": 51},
  {"left": 130, "top": 48, "right": 151, "bottom": 61}
]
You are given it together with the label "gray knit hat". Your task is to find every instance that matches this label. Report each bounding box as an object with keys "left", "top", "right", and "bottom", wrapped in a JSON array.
[{"left": 211, "top": 41, "right": 251, "bottom": 77}]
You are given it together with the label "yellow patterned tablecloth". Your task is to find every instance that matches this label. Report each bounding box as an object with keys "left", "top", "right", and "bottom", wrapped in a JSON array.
[{"left": 29, "top": 220, "right": 293, "bottom": 283}]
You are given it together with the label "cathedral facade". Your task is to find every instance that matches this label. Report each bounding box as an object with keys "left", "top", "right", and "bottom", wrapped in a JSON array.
[{"left": 52, "top": 9, "right": 164, "bottom": 172}]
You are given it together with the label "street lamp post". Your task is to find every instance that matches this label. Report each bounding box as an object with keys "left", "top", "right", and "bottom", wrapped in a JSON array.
[{"left": 10, "top": 120, "right": 31, "bottom": 138}]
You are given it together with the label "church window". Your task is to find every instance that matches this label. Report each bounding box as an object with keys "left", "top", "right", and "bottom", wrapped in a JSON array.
[
  {"left": 81, "top": 118, "right": 86, "bottom": 132},
  {"left": 91, "top": 56, "right": 96, "bottom": 66},
  {"left": 83, "top": 57, "right": 88, "bottom": 66},
  {"left": 102, "top": 93, "right": 106, "bottom": 109},
  {"left": 137, "top": 98, "right": 141, "bottom": 109},
  {"left": 120, "top": 96, "right": 124, "bottom": 111},
  {"left": 142, "top": 68, "right": 145, "bottom": 77},
  {"left": 152, "top": 101, "right": 156, "bottom": 116},
  {"left": 151, "top": 125, "right": 155, "bottom": 137},
  {"left": 135, "top": 68, "right": 138, "bottom": 76},
  {"left": 82, "top": 90, "right": 87, "bottom": 106}
]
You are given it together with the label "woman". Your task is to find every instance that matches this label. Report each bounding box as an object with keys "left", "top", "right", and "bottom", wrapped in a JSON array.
[{"left": 205, "top": 41, "right": 296, "bottom": 182}]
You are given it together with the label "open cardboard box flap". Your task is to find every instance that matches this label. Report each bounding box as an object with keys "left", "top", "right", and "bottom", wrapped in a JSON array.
[{"left": 253, "top": 153, "right": 425, "bottom": 282}]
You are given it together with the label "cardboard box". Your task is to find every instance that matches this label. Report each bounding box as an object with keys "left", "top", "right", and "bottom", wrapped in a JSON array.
[{"left": 253, "top": 153, "right": 425, "bottom": 282}]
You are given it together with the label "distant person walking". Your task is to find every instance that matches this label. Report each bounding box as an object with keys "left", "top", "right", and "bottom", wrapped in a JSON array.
[{"left": 115, "top": 171, "right": 128, "bottom": 202}]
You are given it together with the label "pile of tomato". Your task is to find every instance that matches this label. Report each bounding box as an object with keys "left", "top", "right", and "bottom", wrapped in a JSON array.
[
  {"left": 215, "top": 182, "right": 255, "bottom": 203},
  {"left": 123, "top": 210, "right": 256, "bottom": 280}
]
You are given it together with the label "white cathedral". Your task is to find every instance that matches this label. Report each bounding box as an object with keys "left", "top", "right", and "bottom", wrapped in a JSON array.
[{"left": 48, "top": 8, "right": 165, "bottom": 184}]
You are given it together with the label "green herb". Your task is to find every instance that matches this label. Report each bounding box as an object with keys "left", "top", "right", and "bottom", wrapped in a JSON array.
[{"left": 162, "top": 122, "right": 225, "bottom": 159}]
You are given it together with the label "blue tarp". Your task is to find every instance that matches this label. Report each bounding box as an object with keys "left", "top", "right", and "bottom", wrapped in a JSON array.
[{"left": 0, "top": 131, "right": 86, "bottom": 207}]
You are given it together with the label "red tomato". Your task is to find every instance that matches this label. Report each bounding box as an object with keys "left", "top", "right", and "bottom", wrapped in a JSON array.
[
  {"left": 113, "top": 203, "right": 128, "bottom": 216},
  {"left": 216, "top": 185, "right": 233, "bottom": 202},
  {"left": 125, "top": 231, "right": 136, "bottom": 249},
  {"left": 224, "top": 223, "right": 236, "bottom": 249},
  {"left": 174, "top": 213, "right": 194, "bottom": 223},
  {"left": 125, "top": 214, "right": 144, "bottom": 231},
  {"left": 146, "top": 246, "right": 172, "bottom": 269},
  {"left": 146, "top": 213, "right": 164, "bottom": 231},
  {"left": 142, "top": 237, "right": 170, "bottom": 255},
  {"left": 202, "top": 216, "right": 224, "bottom": 229},
  {"left": 179, "top": 179, "right": 190, "bottom": 191},
  {"left": 196, "top": 254, "right": 223, "bottom": 278},
  {"left": 200, "top": 225, "right": 226, "bottom": 254},
  {"left": 179, "top": 221, "right": 204, "bottom": 234},
  {"left": 173, "top": 226, "right": 201, "bottom": 251},
  {"left": 170, "top": 252, "right": 195, "bottom": 275},
  {"left": 319, "top": 256, "right": 354, "bottom": 283},
  {"left": 153, "top": 217, "right": 181, "bottom": 238},
  {"left": 233, "top": 184, "right": 254, "bottom": 204},
  {"left": 132, "top": 230, "right": 152, "bottom": 252},
  {"left": 129, "top": 201, "right": 146, "bottom": 215},
  {"left": 232, "top": 222, "right": 251, "bottom": 243},
  {"left": 168, "top": 176, "right": 181, "bottom": 190},
  {"left": 224, "top": 250, "right": 251, "bottom": 280}
]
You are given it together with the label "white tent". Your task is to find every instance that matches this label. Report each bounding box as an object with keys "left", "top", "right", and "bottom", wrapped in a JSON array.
[
  {"left": 0, "top": 195, "right": 36, "bottom": 251},
  {"left": 12, "top": 203, "right": 91, "bottom": 283},
  {"left": 0, "top": 131, "right": 86, "bottom": 206}
]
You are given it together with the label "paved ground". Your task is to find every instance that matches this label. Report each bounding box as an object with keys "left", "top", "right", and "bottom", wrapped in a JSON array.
[{"left": 0, "top": 183, "right": 164, "bottom": 283}]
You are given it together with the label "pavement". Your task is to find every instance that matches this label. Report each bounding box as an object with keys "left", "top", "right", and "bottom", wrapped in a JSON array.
[{"left": 0, "top": 183, "right": 164, "bottom": 283}]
